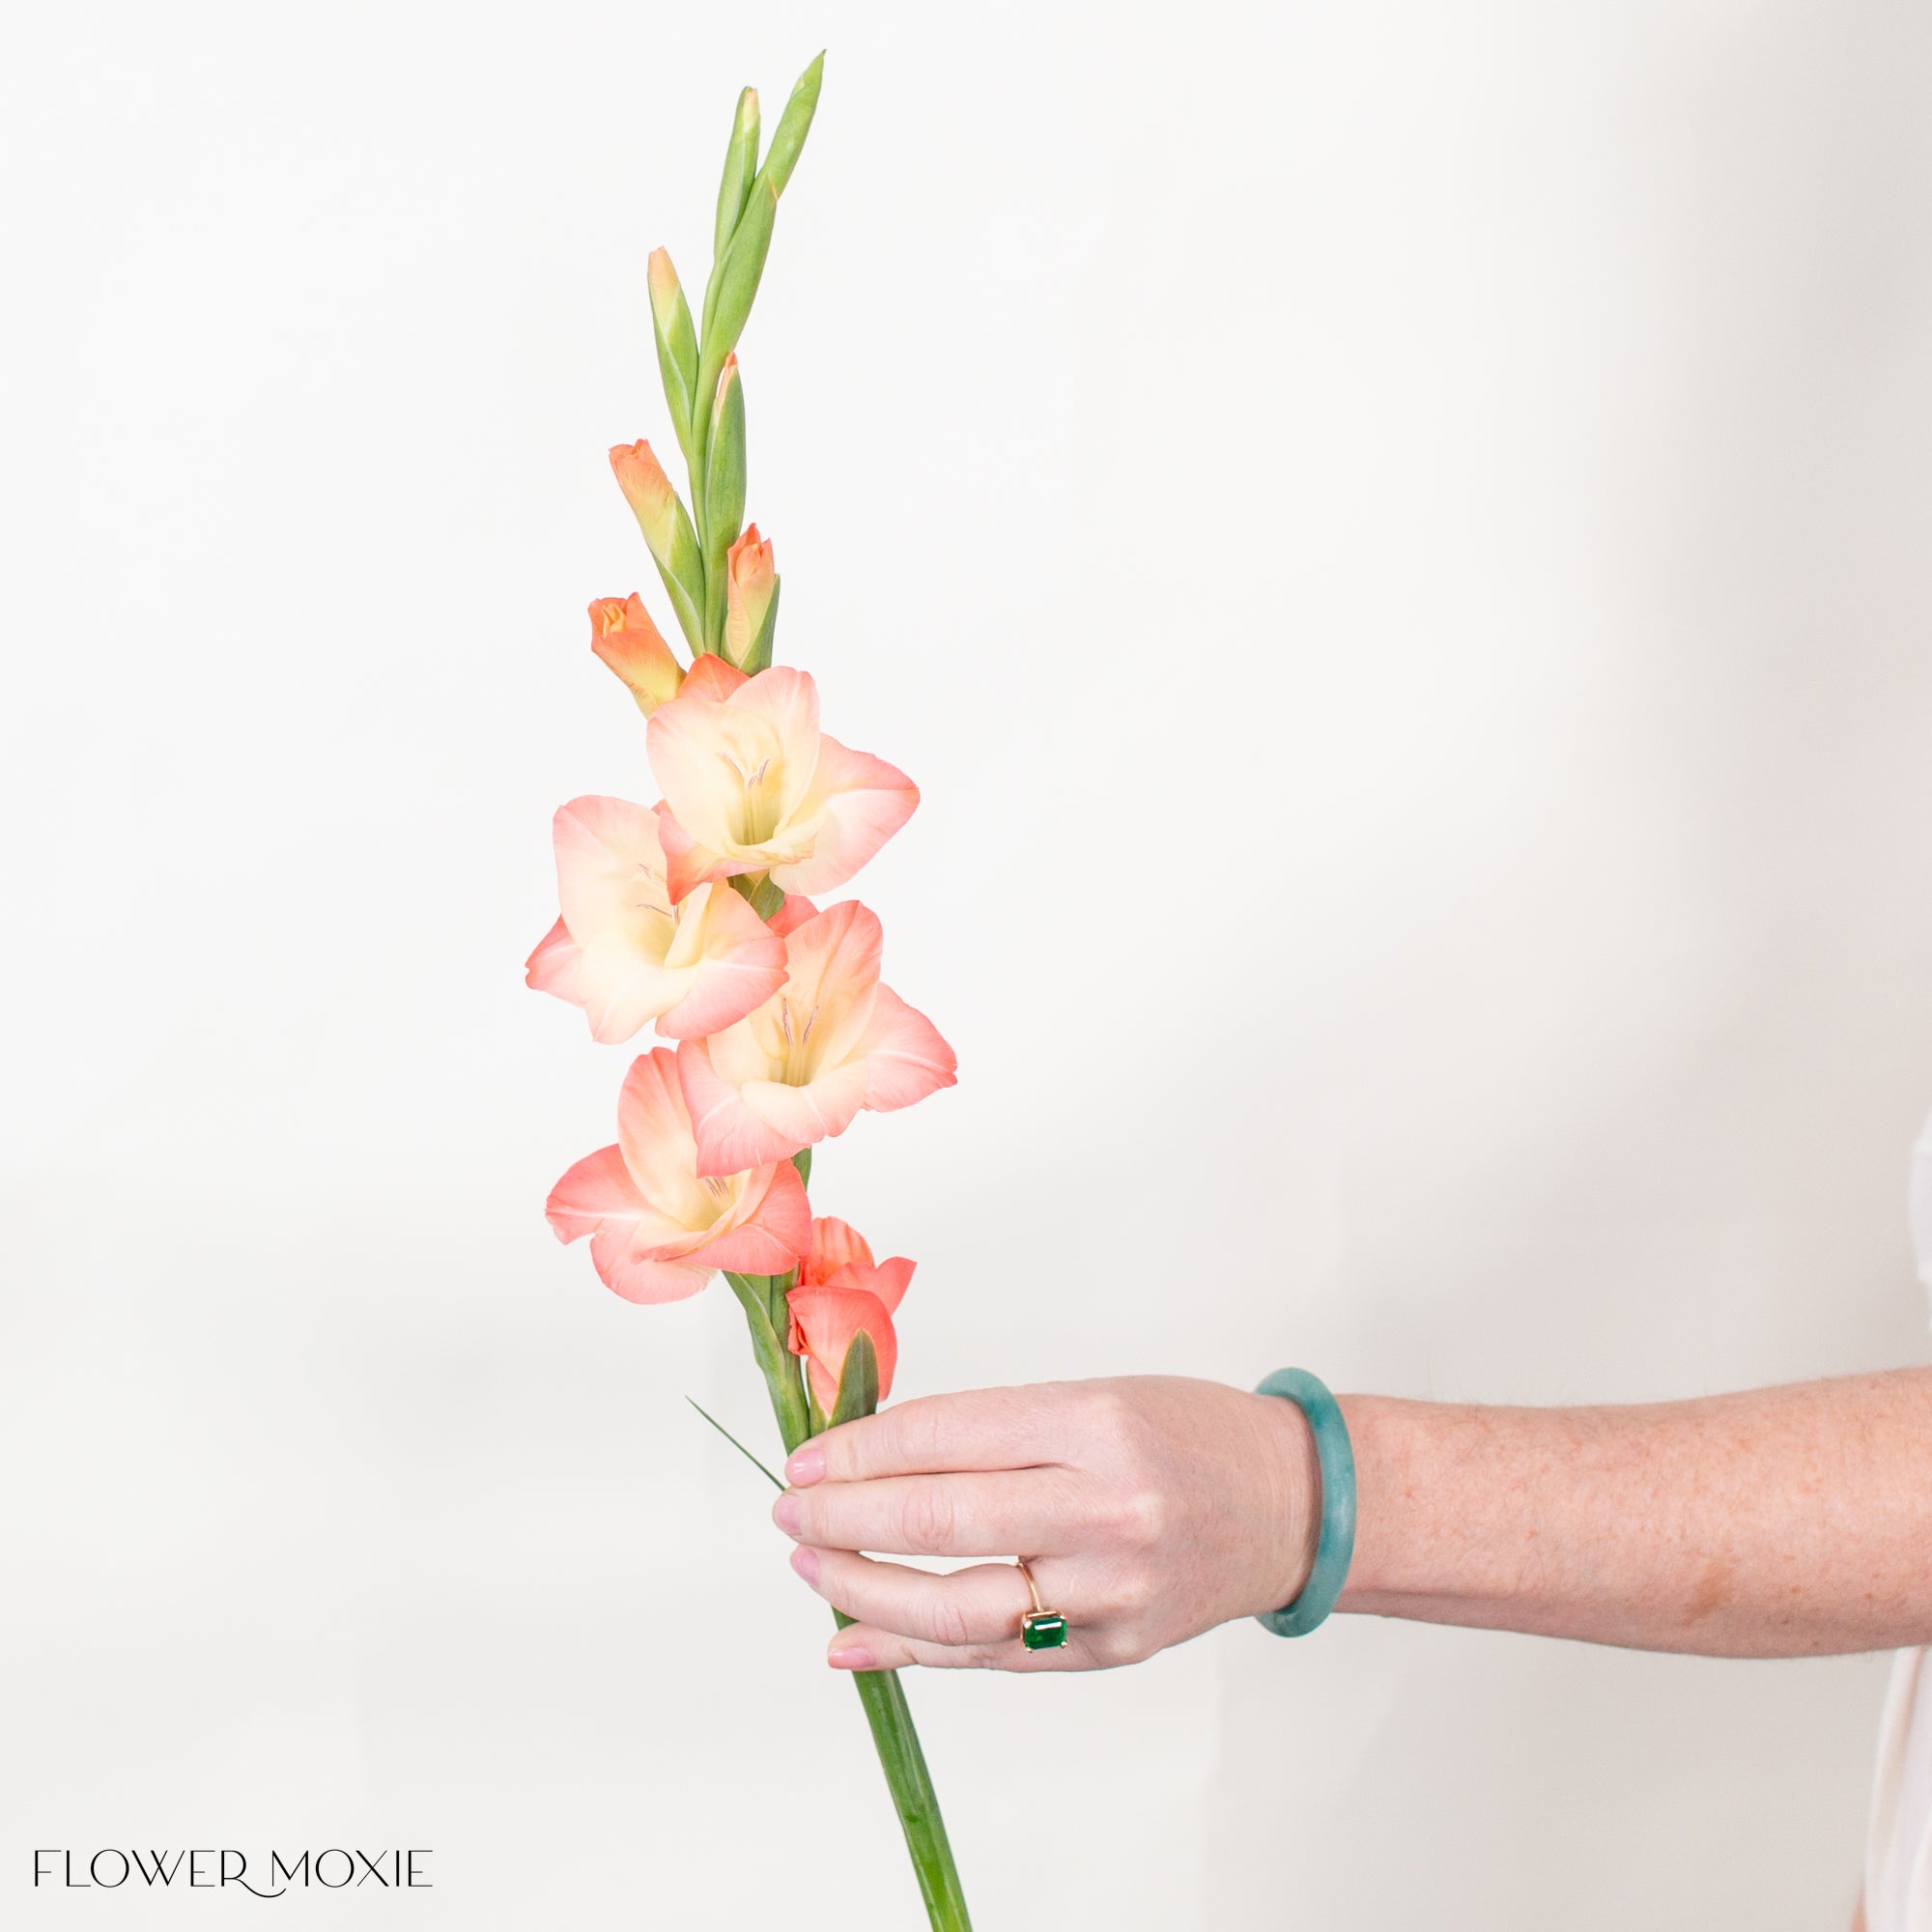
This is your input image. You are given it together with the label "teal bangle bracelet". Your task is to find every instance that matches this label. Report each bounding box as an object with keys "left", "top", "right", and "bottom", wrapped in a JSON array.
[{"left": 1253, "top": 1367, "right": 1356, "bottom": 1637}]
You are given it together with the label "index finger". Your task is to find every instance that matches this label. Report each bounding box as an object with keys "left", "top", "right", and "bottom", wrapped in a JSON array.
[{"left": 783, "top": 1381, "right": 1083, "bottom": 1487}]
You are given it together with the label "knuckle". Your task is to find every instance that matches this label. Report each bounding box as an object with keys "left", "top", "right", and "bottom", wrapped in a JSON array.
[
  {"left": 897, "top": 1484, "right": 956, "bottom": 1554},
  {"left": 898, "top": 1398, "right": 950, "bottom": 1463},
  {"left": 1094, "top": 1626, "right": 1153, "bottom": 1669},
  {"left": 924, "top": 1592, "right": 975, "bottom": 1649},
  {"left": 1103, "top": 1486, "right": 1168, "bottom": 1550},
  {"left": 1080, "top": 1384, "right": 1139, "bottom": 1448}
]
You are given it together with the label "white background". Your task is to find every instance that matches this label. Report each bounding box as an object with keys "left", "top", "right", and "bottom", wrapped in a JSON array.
[{"left": 6, "top": 2, "right": 1932, "bottom": 1925}]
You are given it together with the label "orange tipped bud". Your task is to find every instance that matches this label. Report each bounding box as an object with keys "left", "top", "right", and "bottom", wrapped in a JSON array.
[
  {"left": 646, "top": 248, "right": 683, "bottom": 331},
  {"left": 589, "top": 595, "right": 685, "bottom": 717},
  {"left": 608, "top": 440, "right": 704, "bottom": 650},
  {"left": 609, "top": 440, "right": 678, "bottom": 555},
  {"left": 723, "top": 525, "right": 778, "bottom": 670},
  {"left": 646, "top": 251, "right": 700, "bottom": 459}
]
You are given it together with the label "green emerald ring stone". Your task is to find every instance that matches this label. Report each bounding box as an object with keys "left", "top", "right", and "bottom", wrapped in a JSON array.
[{"left": 1021, "top": 1610, "right": 1068, "bottom": 1650}]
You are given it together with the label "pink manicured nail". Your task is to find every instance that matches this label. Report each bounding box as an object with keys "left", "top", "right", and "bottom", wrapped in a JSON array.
[
  {"left": 772, "top": 1492, "right": 802, "bottom": 1536},
  {"left": 784, "top": 1443, "right": 826, "bottom": 1486},
  {"left": 828, "top": 1645, "right": 873, "bottom": 1671},
  {"left": 790, "top": 1545, "right": 819, "bottom": 1585}
]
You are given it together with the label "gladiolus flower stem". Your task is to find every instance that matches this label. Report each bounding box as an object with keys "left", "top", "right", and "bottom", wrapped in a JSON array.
[
  {"left": 727, "top": 870, "right": 787, "bottom": 920},
  {"left": 728, "top": 1252, "right": 974, "bottom": 1929},
  {"left": 724, "top": 1268, "right": 811, "bottom": 1453},
  {"left": 842, "top": 1640, "right": 976, "bottom": 1932}
]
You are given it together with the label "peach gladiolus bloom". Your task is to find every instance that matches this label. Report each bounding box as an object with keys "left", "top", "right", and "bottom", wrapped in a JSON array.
[
  {"left": 526, "top": 795, "right": 786, "bottom": 1042},
  {"left": 547, "top": 1047, "right": 810, "bottom": 1303},
  {"left": 676, "top": 899, "right": 955, "bottom": 1176},
  {"left": 787, "top": 1215, "right": 914, "bottom": 1409},
  {"left": 646, "top": 658, "right": 918, "bottom": 902},
  {"left": 589, "top": 594, "right": 684, "bottom": 716}
]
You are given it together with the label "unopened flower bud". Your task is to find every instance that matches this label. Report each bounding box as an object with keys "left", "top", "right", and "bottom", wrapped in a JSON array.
[
  {"left": 588, "top": 594, "right": 685, "bottom": 716},
  {"left": 647, "top": 249, "right": 699, "bottom": 458},
  {"left": 609, "top": 440, "right": 704, "bottom": 650},
  {"left": 723, "top": 524, "right": 779, "bottom": 670}
]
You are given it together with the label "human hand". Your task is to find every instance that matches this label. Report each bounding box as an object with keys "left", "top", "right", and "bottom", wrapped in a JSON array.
[{"left": 772, "top": 1376, "right": 1321, "bottom": 1671}]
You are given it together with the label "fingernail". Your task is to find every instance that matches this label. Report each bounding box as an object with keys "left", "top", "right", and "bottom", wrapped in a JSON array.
[
  {"left": 828, "top": 1644, "right": 873, "bottom": 1671},
  {"left": 789, "top": 1545, "right": 819, "bottom": 1585},
  {"left": 784, "top": 1443, "right": 826, "bottom": 1486},
  {"left": 772, "top": 1492, "right": 802, "bottom": 1536}
]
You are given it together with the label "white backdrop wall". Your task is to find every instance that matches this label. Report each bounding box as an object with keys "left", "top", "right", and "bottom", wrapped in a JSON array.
[{"left": 6, "top": 3, "right": 1932, "bottom": 1926}]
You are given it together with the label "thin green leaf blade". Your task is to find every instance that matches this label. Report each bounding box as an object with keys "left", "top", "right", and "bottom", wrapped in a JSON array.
[{"left": 684, "top": 1395, "right": 785, "bottom": 1490}]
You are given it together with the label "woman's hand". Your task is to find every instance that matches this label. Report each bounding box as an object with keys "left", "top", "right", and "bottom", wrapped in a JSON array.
[{"left": 772, "top": 1376, "right": 1321, "bottom": 1672}]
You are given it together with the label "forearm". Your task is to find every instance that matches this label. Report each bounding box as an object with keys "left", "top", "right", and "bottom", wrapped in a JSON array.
[{"left": 1335, "top": 1370, "right": 1932, "bottom": 1657}]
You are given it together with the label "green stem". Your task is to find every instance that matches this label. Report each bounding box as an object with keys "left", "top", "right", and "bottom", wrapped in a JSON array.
[
  {"left": 730, "top": 1268, "right": 974, "bottom": 1928},
  {"left": 724, "top": 1272, "right": 809, "bottom": 1452},
  {"left": 838, "top": 1613, "right": 975, "bottom": 1930}
]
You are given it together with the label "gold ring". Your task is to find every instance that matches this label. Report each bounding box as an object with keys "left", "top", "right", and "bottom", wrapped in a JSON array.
[{"left": 1014, "top": 1557, "right": 1068, "bottom": 1650}]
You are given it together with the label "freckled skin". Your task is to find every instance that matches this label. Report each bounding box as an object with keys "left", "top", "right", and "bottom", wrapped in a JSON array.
[
  {"left": 1684, "top": 1557, "right": 1735, "bottom": 1625},
  {"left": 1337, "top": 1376, "right": 1932, "bottom": 1659}
]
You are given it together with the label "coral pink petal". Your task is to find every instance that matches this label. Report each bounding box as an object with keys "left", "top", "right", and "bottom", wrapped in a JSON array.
[
  {"left": 738, "top": 1065, "right": 869, "bottom": 1149},
  {"left": 590, "top": 1239, "right": 713, "bottom": 1304},
  {"left": 760, "top": 900, "right": 885, "bottom": 1070},
  {"left": 613, "top": 1047, "right": 709, "bottom": 1214},
  {"left": 834, "top": 1255, "right": 915, "bottom": 1315},
  {"left": 525, "top": 917, "right": 581, "bottom": 1001},
  {"left": 677, "top": 1039, "right": 808, "bottom": 1176},
  {"left": 807, "top": 1215, "right": 874, "bottom": 1284},
  {"left": 546, "top": 1143, "right": 641, "bottom": 1246},
  {"left": 573, "top": 948, "right": 686, "bottom": 1046},
  {"left": 768, "top": 735, "right": 919, "bottom": 895},
  {"left": 858, "top": 985, "right": 958, "bottom": 1112},
  {"left": 787, "top": 1286, "right": 900, "bottom": 1409},
  {"left": 781, "top": 897, "right": 883, "bottom": 996},
  {"left": 699, "top": 1219, "right": 807, "bottom": 1276},
  {"left": 548, "top": 1144, "right": 698, "bottom": 1302},
  {"left": 760, "top": 1154, "right": 814, "bottom": 1255},
  {"left": 679, "top": 654, "right": 750, "bottom": 701},
  {"left": 654, "top": 887, "right": 788, "bottom": 1039},
  {"left": 656, "top": 952, "right": 786, "bottom": 1040},
  {"left": 654, "top": 804, "right": 727, "bottom": 903},
  {"left": 699, "top": 1159, "right": 812, "bottom": 1273},
  {"left": 768, "top": 893, "right": 818, "bottom": 937}
]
